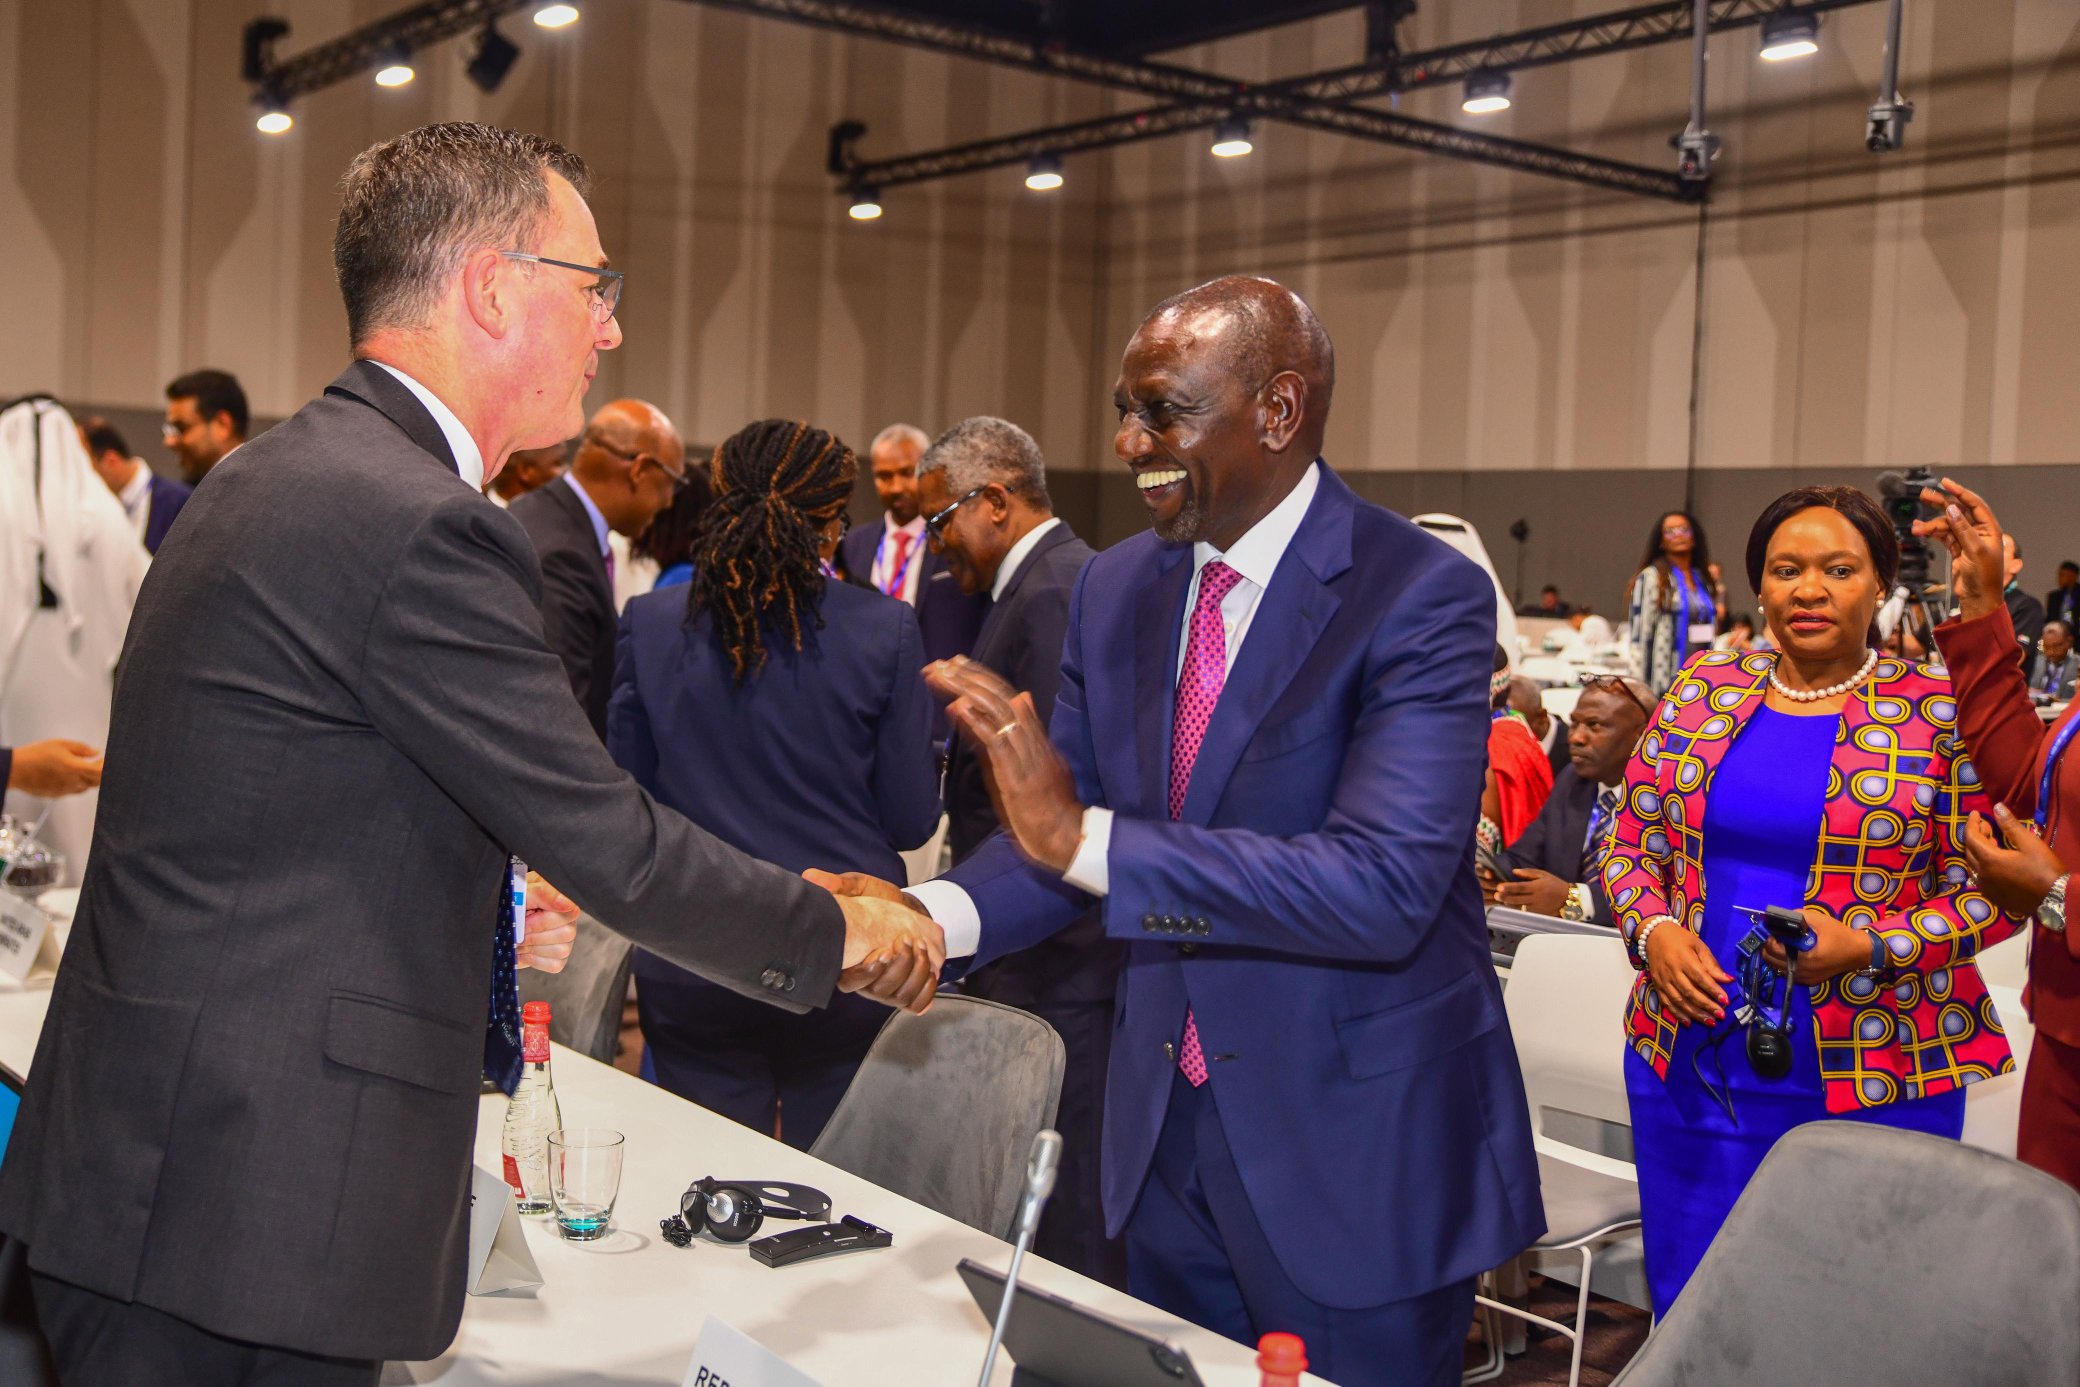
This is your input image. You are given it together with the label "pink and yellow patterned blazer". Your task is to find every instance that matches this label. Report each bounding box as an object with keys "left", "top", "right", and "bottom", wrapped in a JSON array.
[{"left": 1606, "top": 649, "right": 2020, "bottom": 1114}]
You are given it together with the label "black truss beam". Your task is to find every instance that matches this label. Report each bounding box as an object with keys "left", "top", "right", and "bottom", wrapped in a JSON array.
[
  {"left": 849, "top": 102, "right": 1235, "bottom": 190},
  {"left": 264, "top": 0, "right": 522, "bottom": 99}
]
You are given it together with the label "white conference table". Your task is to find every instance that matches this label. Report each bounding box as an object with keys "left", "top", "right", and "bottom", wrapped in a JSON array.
[{"left": 0, "top": 975, "right": 1321, "bottom": 1387}]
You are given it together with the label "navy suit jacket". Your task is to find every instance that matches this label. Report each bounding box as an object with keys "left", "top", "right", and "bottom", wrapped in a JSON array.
[
  {"left": 1498, "top": 765, "right": 1616, "bottom": 920},
  {"left": 945, "top": 465, "right": 1543, "bottom": 1307},
  {"left": 143, "top": 473, "right": 192, "bottom": 554}
]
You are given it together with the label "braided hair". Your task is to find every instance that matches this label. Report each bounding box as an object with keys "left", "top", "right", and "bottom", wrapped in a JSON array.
[{"left": 689, "top": 419, "right": 857, "bottom": 682}]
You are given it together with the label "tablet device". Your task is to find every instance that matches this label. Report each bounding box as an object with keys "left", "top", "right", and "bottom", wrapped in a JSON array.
[{"left": 957, "top": 1258, "right": 1206, "bottom": 1387}]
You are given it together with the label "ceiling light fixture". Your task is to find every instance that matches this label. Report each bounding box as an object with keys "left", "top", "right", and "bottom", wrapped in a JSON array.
[
  {"left": 1024, "top": 153, "right": 1064, "bottom": 191},
  {"left": 533, "top": 4, "right": 580, "bottom": 28},
  {"left": 374, "top": 46, "right": 415, "bottom": 86},
  {"left": 254, "top": 86, "right": 292, "bottom": 134},
  {"left": 1759, "top": 9, "right": 1820, "bottom": 61},
  {"left": 847, "top": 185, "right": 884, "bottom": 221},
  {"left": 467, "top": 22, "right": 522, "bottom": 92},
  {"left": 1209, "top": 116, "right": 1253, "bottom": 159},
  {"left": 1462, "top": 70, "right": 1512, "bottom": 115}
]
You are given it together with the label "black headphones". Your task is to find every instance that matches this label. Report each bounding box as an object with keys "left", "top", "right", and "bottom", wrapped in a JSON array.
[{"left": 661, "top": 1179, "right": 832, "bottom": 1247}]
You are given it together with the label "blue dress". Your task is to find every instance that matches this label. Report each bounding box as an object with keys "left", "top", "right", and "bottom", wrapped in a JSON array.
[{"left": 1623, "top": 704, "right": 1965, "bottom": 1316}]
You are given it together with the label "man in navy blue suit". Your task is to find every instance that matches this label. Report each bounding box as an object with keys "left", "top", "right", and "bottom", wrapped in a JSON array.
[
  {"left": 837, "top": 277, "right": 1542, "bottom": 1386},
  {"left": 80, "top": 417, "right": 190, "bottom": 554}
]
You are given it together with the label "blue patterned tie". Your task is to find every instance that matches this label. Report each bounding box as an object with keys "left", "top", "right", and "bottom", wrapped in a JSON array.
[
  {"left": 484, "top": 857, "right": 524, "bottom": 1095},
  {"left": 1581, "top": 787, "right": 1621, "bottom": 878}
]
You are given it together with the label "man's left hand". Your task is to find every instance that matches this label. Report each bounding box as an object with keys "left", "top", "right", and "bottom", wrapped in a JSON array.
[
  {"left": 926, "top": 656, "right": 1085, "bottom": 874},
  {"left": 517, "top": 871, "right": 580, "bottom": 973},
  {"left": 1494, "top": 868, "right": 1572, "bottom": 918}
]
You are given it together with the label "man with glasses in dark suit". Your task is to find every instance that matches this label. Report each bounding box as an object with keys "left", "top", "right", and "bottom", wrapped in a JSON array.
[{"left": 510, "top": 397, "right": 685, "bottom": 739}]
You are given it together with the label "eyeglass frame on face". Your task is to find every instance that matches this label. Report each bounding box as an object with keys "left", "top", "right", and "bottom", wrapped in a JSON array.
[
  {"left": 586, "top": 434, "right": 686, "bottom": 488},
  {"left": 500, "top": 251, "right": 625, "bottom": 323},
  {"left": 1661, "top": 522, "right": 1694, "bottom": 539},
  {"left": 923, "top": 486, "right": 989, "bottom": 540}
]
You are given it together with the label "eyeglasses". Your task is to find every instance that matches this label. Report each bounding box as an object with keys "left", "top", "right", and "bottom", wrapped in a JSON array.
[
  {"left": 1661, "top": 524, "right": 1693, "bottom": 539},
  {"left": 1579, "top": 672, "right": 1654, "bottom": 721},
  {"left": 587, "top": 435, "right": 686, "bottom": 488},
  {"left": 923, "top": 486, "right": 988, "bottom": 539},
  {"left": 501, "top": 251, "right": 624, "bottom": 323}
]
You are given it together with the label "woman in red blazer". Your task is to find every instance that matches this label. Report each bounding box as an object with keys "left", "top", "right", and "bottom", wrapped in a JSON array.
[{"left": 1919, "top": 477, "right": 2080, "bottom": 1190}]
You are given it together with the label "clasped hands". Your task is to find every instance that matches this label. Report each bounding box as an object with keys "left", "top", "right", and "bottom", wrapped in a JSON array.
[
  {"left": 1645, "top": 906, "right": 1879, "bottom": 1028},
  {"left": 812, "top": 656, "right": 1087, "bottom": 1015}
]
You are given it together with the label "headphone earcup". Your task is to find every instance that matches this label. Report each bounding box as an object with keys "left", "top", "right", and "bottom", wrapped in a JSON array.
[{"left": 702, "top": 1183, "right": 767, "bottom": 1243}]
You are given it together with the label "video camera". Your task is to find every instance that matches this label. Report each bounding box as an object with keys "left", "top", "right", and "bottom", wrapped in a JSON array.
[{"left": 1876, "top": 465, "right": 1940, "bottom": 592}]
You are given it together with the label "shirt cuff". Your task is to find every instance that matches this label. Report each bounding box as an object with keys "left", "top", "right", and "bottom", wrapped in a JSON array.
[
  {"left": 905, "top": 879, "right": 982, "bottom": 960},
  {"left": 1061, "top": 806, "right": 1114, "bottom": 897}
]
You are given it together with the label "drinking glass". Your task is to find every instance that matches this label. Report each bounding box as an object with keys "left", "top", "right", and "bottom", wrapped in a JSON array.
[{"left": 546, "top": 1129, "right": 624, "bottom": 1240}]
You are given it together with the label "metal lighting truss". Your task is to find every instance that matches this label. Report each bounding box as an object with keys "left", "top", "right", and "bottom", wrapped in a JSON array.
[{"left": 249, "top": 0, "right": 1879, "bottom": 201}]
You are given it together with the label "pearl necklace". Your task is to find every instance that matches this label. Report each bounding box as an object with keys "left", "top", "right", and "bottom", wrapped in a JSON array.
[{"left": 1767, "top": 648, "right": 1878, "bottom": 703}]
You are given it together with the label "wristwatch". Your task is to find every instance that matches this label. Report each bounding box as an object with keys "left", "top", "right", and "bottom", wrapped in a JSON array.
[
  {"left": 1561, "top": 883, "right": 1590, "bottom": 923},
  {"left": 1855, "top": 927, "right": 1891, "bottom": 981},
  {"left": 2038, "top": 875, "right": 2070, "bottom": 935}
]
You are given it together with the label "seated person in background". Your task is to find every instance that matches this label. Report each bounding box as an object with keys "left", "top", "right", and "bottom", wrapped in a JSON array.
[
  {"left": 1714, "top": 612, "right": 1758, "bottom": 652},
  {"left": 2028, "top": 620, "right": 2078, "bottom": 702},
  {"left": 484, "top": 441, "right": 569, "bottom": 508},
  {"left": 1484, "top": 675, "right": 1651, "bottom": 923},
  {"left": 1476, "top": 646, "right": 1554, "bottom": 871},
  {"left": 2005, "top": 533, "right": 2048, "bottom": 654},
  {"left": 1517, "top": 584, "right": 1571, "bottom": 618},
  {"left": 630, "top": 448, "right": 715, "bottom": 590},
  {"left": 1556, "top": 602, "right": 1613, "bottom": 652},
  {"left": 2048, "top": 558, "right": 2080, "bottom": 630},
  {"left": 1505, "top": 673, "right": 1570, "bottom": 777},
  {"left": 607, "top": 419, "right": 940, "bottom": 1149}
]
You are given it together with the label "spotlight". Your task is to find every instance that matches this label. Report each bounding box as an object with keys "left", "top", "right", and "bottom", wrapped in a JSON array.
[
  {"left": 1024, "top": 154, "right": 1064, "bottom": 192},
  {"left": 374, "top": 46, "right": 415, "bottom": 87},
  {"left": 1210, "top": 117, "right": 1253, "bottom": 159},
  {"left": 847, "top": 185, "right": 883, "bottom": 221},
  {"left": 467, "top": 23, "right": 521, "bottom": 93},
  {"left": 534, "top": 4, "right": 580, "bottom": 27},
  {"left": 254, "top": 85, "right": 292, "bottom": 135},
  {"left": 1759, "top": 9, "right": 1820, "bottom": 61},
  {"left": 1462, "top": 70, "right": 1512, "bottom": 115}
]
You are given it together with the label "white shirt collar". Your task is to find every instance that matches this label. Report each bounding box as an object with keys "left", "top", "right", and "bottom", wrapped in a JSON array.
[
  {"left": 1191, "top": 460, "right": 1320, "bottom": 589},
  {"left": 991, "top": 516, "right": 1062, "bottom": 602},
  {"left": 117, "top": 462, "right": 152, "bottom": 516},
  {"left": 368, "top": 361, "right": 486, "bottom": 491},
  {"left": 885, "top": 511, "right": 925, "bottom": 541},
  {"left": 560, "top": 472, "right": 612, "bottom": 556}
]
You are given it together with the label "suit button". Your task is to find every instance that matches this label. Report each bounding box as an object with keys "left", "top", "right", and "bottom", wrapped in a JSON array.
[
  {"left": 1195, "top": 918, "right": 1211, "bottom": 936},
  {"left": 760, "top": 968, "right": 782, "bottom": 989},
  {"left": 782, "top": 975, "right": 796, "bottom": 993},
  {"left": 1141, "top": 914, "right": 1159, "bottom": 933},
  {"left": 1164, "top": 914, "right": 1181, "bottom": 933},
  {"left": 1179, "top": 942, "right": 1198, "bottom": 956}
]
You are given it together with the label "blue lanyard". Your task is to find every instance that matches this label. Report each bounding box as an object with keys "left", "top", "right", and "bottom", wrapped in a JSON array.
[
  {"left": 2039, "top": 711, "right": 2080, "bottom": 834},
  {"left": 1674, "top": 568, "right": 1711, "bottom": 657}
]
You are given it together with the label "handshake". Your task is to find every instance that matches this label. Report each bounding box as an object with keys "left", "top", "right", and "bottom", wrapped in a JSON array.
[{"left": 817, "top": 870, "right": 945, "bottom": 1016}]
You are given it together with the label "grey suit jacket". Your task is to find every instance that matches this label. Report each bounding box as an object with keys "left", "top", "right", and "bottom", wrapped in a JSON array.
[{"left": 0, "top": 362, "right": 844, "bottom": 1361}]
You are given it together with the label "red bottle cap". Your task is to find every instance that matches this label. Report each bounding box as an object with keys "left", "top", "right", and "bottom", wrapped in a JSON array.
[
  {"left": 522, "top": 1001, "right": 552, "bottom": 1025},
  {"left": 1257, "top": 1332, "right": 1307, "bottom": 1375}
]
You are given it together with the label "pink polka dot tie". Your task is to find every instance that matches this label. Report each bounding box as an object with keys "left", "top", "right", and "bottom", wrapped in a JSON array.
[{"left": 1172, "top": 560, "right": 1242, "bottom": 1088}]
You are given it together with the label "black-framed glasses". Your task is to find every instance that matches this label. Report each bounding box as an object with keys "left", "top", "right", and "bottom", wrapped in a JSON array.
[
  {"left": 1579, "top": 672, "right": 1654, "bottom": 721},
  {"left": 923, "top": 486, "right": 987, "bottom": 539},
  {"left": 501, "top": 251, "right": 624, "bottom": 322},
  {"left": 586, "top": 434, "right": 686, "bottom": 488}
]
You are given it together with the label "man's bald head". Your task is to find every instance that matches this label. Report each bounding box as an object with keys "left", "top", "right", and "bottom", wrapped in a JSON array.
[
  {"left": 1505, "top": 675, "right": 1550, "bottom": 739},
  {"left": 1142, "top": 276, "right": 1336, "bottom": 447},
  {"left": 569, "top": 397, "right": 686, "bottom": 536}
]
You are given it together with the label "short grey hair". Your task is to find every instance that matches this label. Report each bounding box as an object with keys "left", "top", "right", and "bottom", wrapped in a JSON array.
[
  {"left": 334, "top": 122, "right": 590, "bottom": 349},
  {"left": 870, "top": 423, "right": 929, "bottom": 456},
  {"left": 919, "top": 417, "right": 1050, "bottom": 507}
]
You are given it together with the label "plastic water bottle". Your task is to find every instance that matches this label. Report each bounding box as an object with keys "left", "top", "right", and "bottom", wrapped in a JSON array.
[
  {"left": 1257, "top": 1332, "right": 1307, "bottom": 1387},
  {"left": 500, "top": 1000, "right": 561, "bottom": 1214}
]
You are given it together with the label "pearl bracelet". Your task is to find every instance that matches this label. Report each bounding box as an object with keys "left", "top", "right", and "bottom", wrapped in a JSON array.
[{"left": 1633, "top": 915, "right": 1677, "bottom": 963}]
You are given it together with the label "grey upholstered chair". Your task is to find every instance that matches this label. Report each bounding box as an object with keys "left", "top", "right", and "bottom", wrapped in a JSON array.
[
  {"left": 517, "top": 913, "right": 634, "bottom": 1065},
  {"left": 810, "top": 996, "right": 1065, "bottom": 1239},
  {"left": 1611, "top": 1121, "right": 2080, "bottom": 1387}
]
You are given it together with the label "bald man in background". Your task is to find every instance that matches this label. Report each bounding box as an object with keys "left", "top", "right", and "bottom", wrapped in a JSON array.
[
  {"left": 485, "top": 441, "right": 570, "bottom": 508},
  {"left": 510, "top": 399, "right": 686, "bottom": 737}
]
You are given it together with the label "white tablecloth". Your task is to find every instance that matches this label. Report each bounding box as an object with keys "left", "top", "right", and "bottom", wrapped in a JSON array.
[{"left": 0, "top": 981, "right": 1318, "bottom": 1387}]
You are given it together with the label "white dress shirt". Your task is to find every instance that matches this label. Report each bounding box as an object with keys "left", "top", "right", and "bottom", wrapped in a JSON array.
[
  {"left": 991, "top": 516, "right": 1062, "bottom": 602},
  {"left": 116, "top": 461, "right": 153, "bottom": 543},
  {"left": 368, "top": 361, "right": 485, "bottom": 492},
  {"left": 871, "top": 513, "right": 928, "bottom": 607},
  {"left": 913, "top": 463, "right": 1322, "bottom": 958}
]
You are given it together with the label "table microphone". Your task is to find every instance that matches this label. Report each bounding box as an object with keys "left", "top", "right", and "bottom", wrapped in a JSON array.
[{"left": 977, "top": 1129, "right": 1062, "bottom": 1387}]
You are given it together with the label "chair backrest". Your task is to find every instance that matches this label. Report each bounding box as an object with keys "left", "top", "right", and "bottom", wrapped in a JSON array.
[
  {"left": 1611, "top": 1122, "right": 2080, "bottom": 1387},
  {"left": 809, "top": 996, "right": 1065, "bottom": 1239},
  {"left": 1503, "top": 933, "right": 1640, "bottom": 1137},
  {"left": 1961, "top": 983, "right": 2035, "bottom": 1159},
  {"left": 516, "top": 914, "right": 634, "bottom": 1065},
  {"left": 1975, "top": 931, "right": 2028, "bottom": 990}
]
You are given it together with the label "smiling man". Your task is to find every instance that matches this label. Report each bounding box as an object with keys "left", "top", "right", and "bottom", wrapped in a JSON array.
[
  {"left": 0, "top": 123, "right": 937, "bottom": 1386},
  {"left": 835, "top": 276, "right": 1543, "bottom": 1386}
]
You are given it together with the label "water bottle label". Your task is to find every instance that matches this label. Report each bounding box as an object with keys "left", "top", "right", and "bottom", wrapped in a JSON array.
[{"left": 503, "top": 1154, "right": 524, "bottom": 1196}]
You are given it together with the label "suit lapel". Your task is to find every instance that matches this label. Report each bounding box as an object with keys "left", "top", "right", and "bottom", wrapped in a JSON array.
[
  {"left": 1134, "top": 548, "right": 1194, "bottom": 820},
  {"left": 544, "top": 481, "right": 614, "bottom": 606},
  {"left": 1178, "top": 474, "right": 1351, "bottom": 826},
  {"left": 324, "top": 359, "right": 460, "bottom": 477},
  {"left": 977, "top": 523, "right": 1073, "bottom": 656}
]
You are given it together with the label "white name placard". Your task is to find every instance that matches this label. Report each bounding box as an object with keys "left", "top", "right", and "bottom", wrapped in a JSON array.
[
  {"left": 466, "top": 1163, "right": 542, "bottom": 1295},
  {"left": 683, "top": 1317, "right": 825, "bottom": 1387},
  {"left": 0, "top": 895, "right": 53, "bottom": 985}
]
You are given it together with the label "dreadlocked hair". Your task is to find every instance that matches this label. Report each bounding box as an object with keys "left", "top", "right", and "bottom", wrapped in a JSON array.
[{"left": 689, "top": 419, "right": 857, "bottom": 683}]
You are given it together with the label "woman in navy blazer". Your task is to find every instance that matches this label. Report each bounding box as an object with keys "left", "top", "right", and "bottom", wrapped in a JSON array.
[{"left": 608, "top": 419, "right": 940, "bottom": 1148}]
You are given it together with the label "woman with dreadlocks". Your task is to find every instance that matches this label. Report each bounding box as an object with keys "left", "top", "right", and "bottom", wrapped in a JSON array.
[{"left": 607, "top": 418, "right": 940, "bottom": 1148}]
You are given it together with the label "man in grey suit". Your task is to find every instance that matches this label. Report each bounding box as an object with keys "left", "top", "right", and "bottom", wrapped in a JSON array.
[{"left": 0, "top": 123, "right": 941, "bottom": 1385}]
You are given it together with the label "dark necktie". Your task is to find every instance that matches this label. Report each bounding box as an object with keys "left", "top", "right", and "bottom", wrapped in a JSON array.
[
  {"left": 1172, "top": 561, "right": 1244, "bottom": 1088},
  {"left": 1581, "top": 785, "right": 1621, "bottom": 878},
  {"left": 484, "top": 857, "right": 523, "bottom": 1095}
]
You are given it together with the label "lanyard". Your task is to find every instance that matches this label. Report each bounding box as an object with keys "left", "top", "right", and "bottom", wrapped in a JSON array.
[
  {"left": 2039, "top": 711, "right": 2080, "bottom": 834},
  {"left": 873, "top": 528, "right": 918, "bottom": 599},
  {"left": 1674, "top": 568, "right": 1711, "bottom": 657}
]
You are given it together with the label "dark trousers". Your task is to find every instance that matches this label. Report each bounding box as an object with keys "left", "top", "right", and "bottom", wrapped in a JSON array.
[
  {"left": 1125, "top": 1072, "right": 1475, "bottom": 1387},
  {"left": 31, "top": 1272, "right": 379, "bottom": 1387},
  {"left": 635, "top": 959, "right": 889, "bottom": 1151}
]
